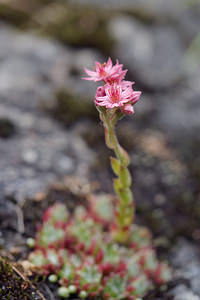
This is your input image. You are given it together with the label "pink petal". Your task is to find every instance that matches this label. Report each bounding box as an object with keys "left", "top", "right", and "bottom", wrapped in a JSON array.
[
  {"left": 122, "top": 88, "right": 133, "bottom": 98},
  {"left": 95, "top": 61, "right": 101, "bottom": 68},
  {"left": 82, "top": 77, "right": 95, "bottom": 81},
  {"left": 107, "top": 57, "right": 113, "bottom": 68},
  {"left": 84, "top": 68, "right": 96, "bottom": 76},
  {"left": 95, "top": 96, "right": 107, "bottom": 101}
]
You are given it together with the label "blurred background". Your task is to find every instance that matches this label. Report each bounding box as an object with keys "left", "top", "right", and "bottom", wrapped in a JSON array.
[{"left": 0, "top": 0, "right": 200, "bottom": 299}]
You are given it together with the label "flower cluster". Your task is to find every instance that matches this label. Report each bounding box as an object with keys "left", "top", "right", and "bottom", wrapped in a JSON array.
[
  {"left": 83, "top": 58, "right": 141, "bottom": 115},
  {"left": 29, "top": 197, "right": 171, "bottom": 300}
]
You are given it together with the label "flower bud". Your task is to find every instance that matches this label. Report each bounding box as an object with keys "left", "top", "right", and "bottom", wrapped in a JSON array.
[
  {"left": 122, "top": 103, "right": 134, "bottom": 115},
  {"left": 96, "top": 86, "right": 106, "bottom": 97}
]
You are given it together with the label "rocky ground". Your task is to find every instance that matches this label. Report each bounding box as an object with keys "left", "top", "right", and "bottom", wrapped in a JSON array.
[{"left": 0, "top": 1, "right": 200, "bottom": 299}]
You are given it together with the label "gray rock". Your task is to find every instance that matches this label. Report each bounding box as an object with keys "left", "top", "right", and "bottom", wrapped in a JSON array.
[
  {"left": 0, "top": 24, "right": 96, "bottom": 202},
  {"left": 177, "top": 5, "right": 200, "bottom": 40},
  {"left": 171, "top": 285, "right": 200, "bottom": 300},
  {"left": 155, "top": 85, "right": 200, "bottom": 140},
  {"left": 170, "top": 239, "right": 200, "bottom": 297},
  {"left": 109, "top": 17, "right": 184, "bottom": 89}
]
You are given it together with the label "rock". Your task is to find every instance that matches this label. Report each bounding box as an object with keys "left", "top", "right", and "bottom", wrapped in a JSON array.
[
  {"left": 177, "top": 4, "right": 200, "bottom": 41},
  {"left": 0, "top": 23, "right": 71, "bottom": 109},
  {"left": 171, "top": 285, "right": 200, "bottom": 300},
  {"left": 70, "top": 0, "right": 200, "bottom": 22},
  {"left": 109, "top": 16, "right": 184, "bottom": 89},
  {"left": 0, "top": 24, "right": 96, "bottom": 202},
  {"left": 170, "top": 239, "right": 200, "bottom": 297},
  {"left": 155, "top": 85, "right": 200, "bottom": 142}
]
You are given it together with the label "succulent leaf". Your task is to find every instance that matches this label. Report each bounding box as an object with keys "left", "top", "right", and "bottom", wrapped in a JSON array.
[
  {"left": 103, "top": 275, "right": 127, "bottom": 300},
  {"left": 37, "top": 223, "right": 65, "bottom": 248},
  {"left": 29, "top": 202, "right": 171, "bottom": 299},
  {"left": 29, "top": 250, "right": 47, "bottom": 267}
]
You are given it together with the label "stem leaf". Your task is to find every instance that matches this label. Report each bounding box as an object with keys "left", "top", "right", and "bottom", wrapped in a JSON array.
[
  {"left": 113, "top": 178, "right": 122, "bottom": 195},
  {"left": 118, "top": 188, "right": 133, "bottom": 205},
  {"left": 110, "top": 157, "right": 121, "bottom": 176},
  {"left": 119, "top": 167, "right": 132, "bottom": 187}
]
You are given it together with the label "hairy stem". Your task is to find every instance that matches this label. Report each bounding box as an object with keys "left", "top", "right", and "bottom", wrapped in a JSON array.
[{"left": 101, "top": 110, "right": 134, "bottom": 243}]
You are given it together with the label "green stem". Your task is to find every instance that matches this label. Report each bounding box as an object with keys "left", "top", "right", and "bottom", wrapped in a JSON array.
[{"left": 101, "top": 110, "right": 134, "bottom": 243}]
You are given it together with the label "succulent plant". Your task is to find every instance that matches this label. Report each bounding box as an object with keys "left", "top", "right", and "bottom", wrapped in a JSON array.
[
  {"left": 29, "top": 58, "right": 171, "bottom": 299},
  {"left": 29, "top": 197, "right": 171, "bottom": 299}
]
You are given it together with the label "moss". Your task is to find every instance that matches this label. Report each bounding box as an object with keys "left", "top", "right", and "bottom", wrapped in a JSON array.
[
  {"left": 29, "top": 3, "right": 114, "bottom": 54},
  {"left": 0, "top": 257, "right": 39, "bottom": 300},
  {"left": 0, "top": 3, "right": 30, "bottom": 26},
  {"left": 0, "top": 1, "right": 114, "bottom": 53},
  {"left": 0, "top": 1, "right": 159, "bottom": 54},
  {"left": 51, "top": 89, "right": 97, "bottom": 125},
  {"left": 0, "top": 0, "right": 53, "bottom": 26},
  {"left": 120, "top": 7, "right": 157, "bottom": 24}
]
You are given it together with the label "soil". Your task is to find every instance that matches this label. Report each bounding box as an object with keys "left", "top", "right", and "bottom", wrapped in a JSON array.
[{"left": 0, "top": 174, "right": 195, "bottom": 299}]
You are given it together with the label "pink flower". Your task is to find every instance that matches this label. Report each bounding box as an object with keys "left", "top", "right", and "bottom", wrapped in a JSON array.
[
  {"left": 83, "top": 57, "right": 127, "bottom": 83},
  {"left": 83, "top": 57, "right": 142, "bottom": 115},
  {"left": 95, "top": 82, "right": 141, "bottom": 114}
]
